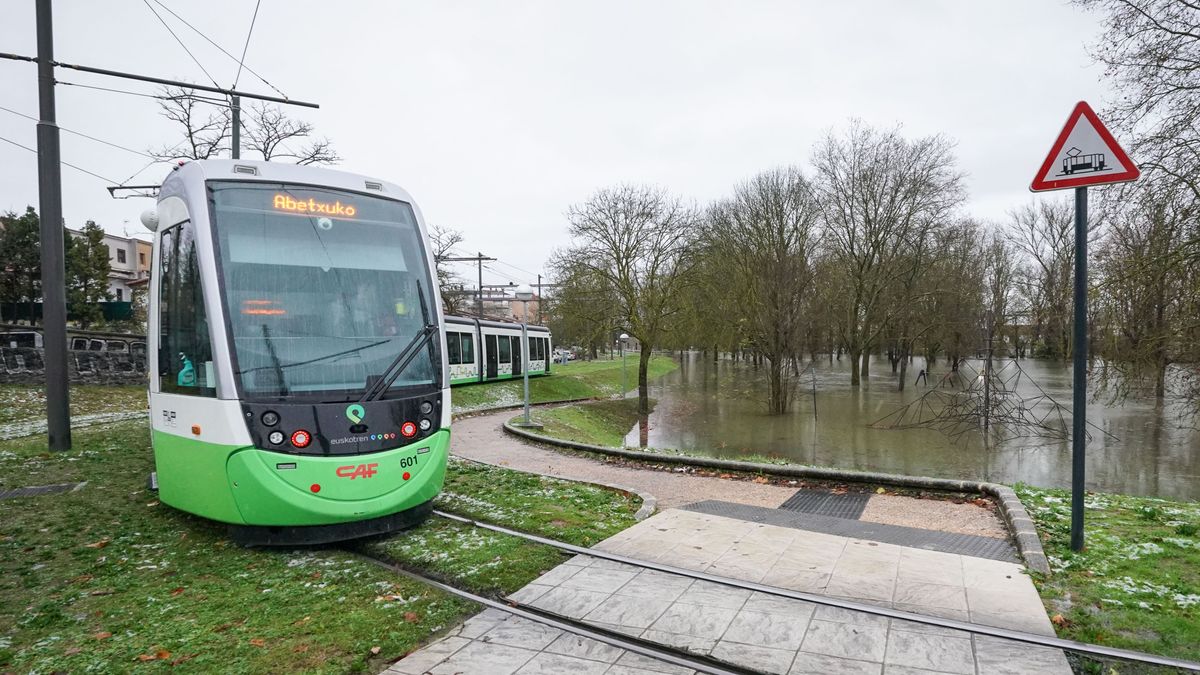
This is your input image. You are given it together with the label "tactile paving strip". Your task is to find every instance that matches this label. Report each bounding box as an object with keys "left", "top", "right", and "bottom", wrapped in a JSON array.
[
  {"left": 0, "top": 483, "right": 83, "bottom": 500},
  {"left": 683, "top": 499, "right": 1020, "bottom": 563},
  {"left": 778, "top": 488, "right": 870, "bottom": 519}
]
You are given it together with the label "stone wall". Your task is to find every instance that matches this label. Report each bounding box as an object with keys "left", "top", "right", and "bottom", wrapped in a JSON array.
[{"left": 0, "top": 347, "right": 148, "bottom": 386}]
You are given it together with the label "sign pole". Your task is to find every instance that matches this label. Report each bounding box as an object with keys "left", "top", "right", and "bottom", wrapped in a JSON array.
[{"left": 1070, "top": 185, "right": 1087, "bottom": 552}]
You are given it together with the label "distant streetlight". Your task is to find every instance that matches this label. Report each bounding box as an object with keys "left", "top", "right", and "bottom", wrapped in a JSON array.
[
  {"left": 514, "top": 284, "right": 539, "bottom": 428},
  {"left": 619, "top": 333, "right": 630, "bottom": 400}
]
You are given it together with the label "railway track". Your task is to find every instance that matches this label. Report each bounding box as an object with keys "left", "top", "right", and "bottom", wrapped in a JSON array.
[{"left": 354, "top": 509, "right": 1200, "bottom": 674}]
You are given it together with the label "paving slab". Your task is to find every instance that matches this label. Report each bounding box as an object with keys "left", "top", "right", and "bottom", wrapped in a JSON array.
[{"left": 387, "top": 509, "right": 1067, "bottom": 674}]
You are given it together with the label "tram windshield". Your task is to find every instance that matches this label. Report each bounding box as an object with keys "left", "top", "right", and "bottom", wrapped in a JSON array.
[{"left": 210, "top": 182, "right": 438, "bottom": 400}]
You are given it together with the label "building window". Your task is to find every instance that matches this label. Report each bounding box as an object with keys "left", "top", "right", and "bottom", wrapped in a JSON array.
[
  {"left": 139, "top": 252, "right": 146, "bottom": 265},
  {"left": 116, "top": 288, "right": 124, "bottom": 301},
  {"left": 117, "top": 249, "right": 126, "bottom": 264}
]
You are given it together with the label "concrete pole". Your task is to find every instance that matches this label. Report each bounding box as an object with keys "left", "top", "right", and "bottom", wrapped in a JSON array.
[
  {"left": 36, "top": 0, "right": 71, "bottom": 451},
  {"left": 521, "top": 308, "right": 531, "bottom": 425}
]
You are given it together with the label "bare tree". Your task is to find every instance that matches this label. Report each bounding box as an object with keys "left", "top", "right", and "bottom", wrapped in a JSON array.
[
  {"left": 429, "top": 224, "right": 468, "bottom": 315},
  {"left": 149, "top": 87, "right": 230, "bottom": 161},
  {"left": 242, "top": 102, "right": 341, "bottom": 165},
  {"left": 1076, "top": 0, "right": 1200, "bottom": 199},
  {"left": 706, "top": 167, "right": 820, "bottom": 413},
  {"left": 149, "top": 87, "right": 339, "bottom": 165},
  {"left": 812, "top": 121, "right": 965, "bottom": 386},
  {"left": 560, "top": 185, "right": 698, "bottom": 413}
]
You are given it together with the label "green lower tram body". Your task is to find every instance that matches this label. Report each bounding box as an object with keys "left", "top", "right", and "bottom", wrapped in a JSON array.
[
  {"left": 449, "top": 366, "right": 549, "bottom": 387},
  {"left": 154, "top": 428, "right": 450, "bottom": 531}
]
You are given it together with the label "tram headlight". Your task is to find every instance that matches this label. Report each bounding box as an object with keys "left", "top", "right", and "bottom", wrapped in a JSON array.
[
  {"left": 419, "top": 401, "right": 433, "bottom": 415},
  {"left": 261, "top": 411, "right": 280, "bottom": 427},
  {"left": 290, "top": 429, "right": 312, "bottom": 448},
  {"left": 400, "top": 421, "right": 417, "bottom": 438},
  {"left": 268, "top": 430, "right": 285, "bottom": 445},
  {"left": 418, "top": 418, "right": 432, "bottom": 432}
]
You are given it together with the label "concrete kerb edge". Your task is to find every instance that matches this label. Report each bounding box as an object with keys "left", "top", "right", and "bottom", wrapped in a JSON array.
[
  {"left": 450, "top": 398, "right": 659, "bottom": 520},
  {"left": 502, "top": 421, "right": 1052, "bottom": 576}
]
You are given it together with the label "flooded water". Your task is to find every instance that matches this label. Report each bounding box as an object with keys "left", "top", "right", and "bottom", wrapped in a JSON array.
[{"left": 626, "top": 352, "right": 1200, "bottom": 500}]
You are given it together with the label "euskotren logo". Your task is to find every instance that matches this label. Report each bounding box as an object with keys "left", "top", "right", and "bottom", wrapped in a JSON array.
[{"left": 345, "top": 404, "right": 365, "bottom": 424}]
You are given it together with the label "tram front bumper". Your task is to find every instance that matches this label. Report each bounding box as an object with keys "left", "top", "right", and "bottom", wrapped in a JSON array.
[{"left": 224, "top": 429, "right": 450, "bottom": 527}]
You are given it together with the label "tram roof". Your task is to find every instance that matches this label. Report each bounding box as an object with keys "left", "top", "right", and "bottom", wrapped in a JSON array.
[
  {"left": 165, "top": 159, "right": 418, "bottom": 205},
  {"left": 445, "top": 315, "right": 550, "bottom": 333}
]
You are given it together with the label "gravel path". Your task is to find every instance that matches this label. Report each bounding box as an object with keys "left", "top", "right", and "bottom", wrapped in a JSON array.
[{"left": 451, "top": 408, "right": 1010, "bottom": 539}]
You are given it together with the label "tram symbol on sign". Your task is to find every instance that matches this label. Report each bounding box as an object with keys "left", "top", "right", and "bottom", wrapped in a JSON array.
[{"left": 1058, "top": 147, "right": 1108, "bottom": 177}]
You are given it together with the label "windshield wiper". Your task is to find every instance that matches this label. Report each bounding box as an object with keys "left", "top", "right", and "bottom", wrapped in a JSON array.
[
  {"left": 359, "top": 324, "right": 437, "bottom": 402},
  {"left": 359, "top": 280, "right": 438, "bottom": 403}
]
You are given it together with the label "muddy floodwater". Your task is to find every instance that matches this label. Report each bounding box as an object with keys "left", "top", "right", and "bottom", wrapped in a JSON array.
[{"left": 624, "top": 352, "right": 1200, "bottom": 500}]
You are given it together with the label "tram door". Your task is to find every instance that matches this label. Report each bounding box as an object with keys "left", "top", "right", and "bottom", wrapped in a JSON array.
[
  {"left": 485, "top": 335, "right": 498, "bottom": 379},
  {"left": 511, "top": 336, "right": 522, "bottom": 376}
]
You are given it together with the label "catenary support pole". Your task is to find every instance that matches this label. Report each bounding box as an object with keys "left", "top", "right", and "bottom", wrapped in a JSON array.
[
  {"left": 36, "top": 0, "right": 71, "bottom": 451},
  {"left": 1071, "top": 186, "right": 1088, "bottom": 552},
  {"left": 231, "top": 94, "right": 240, "bottom": 159}
]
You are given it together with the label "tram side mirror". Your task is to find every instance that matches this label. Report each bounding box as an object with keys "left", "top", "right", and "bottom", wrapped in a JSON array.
[{"left": 140, "top": 209, "right": 159, "bottom": 232}]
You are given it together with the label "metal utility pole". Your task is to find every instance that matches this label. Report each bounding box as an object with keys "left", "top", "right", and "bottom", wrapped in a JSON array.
[
  {"left": 1070, "top": 186, "right": 1088, "bottom": 552},
  {"left": 36, "top": 0, "right": 70, "bottom": 451},
  {"left": 441, "top": 253, "right": 496, "bottom": 318},
  {"left": 536, "top": 273, "right": 542, "bottom": 324},
  {"left": 231, "top": 95, "right": 240, "bottom": 159}
]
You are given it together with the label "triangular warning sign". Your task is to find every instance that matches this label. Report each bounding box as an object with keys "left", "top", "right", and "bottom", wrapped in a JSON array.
[{"left": 1030, "top": 101, "right": 1139, "bottom": 192}]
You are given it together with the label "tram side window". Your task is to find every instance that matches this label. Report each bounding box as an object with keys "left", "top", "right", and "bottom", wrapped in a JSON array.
[
  {"left": 498, "top": 335, "right": 510, "bottom": 363},
  {"left": 460, "top": 334, "right": 474, "bottom": 365},
  {"left": 447, "top": 332, "right": 462, "bottom": 365},
  {"left": 159, "top": 223, "right": 216, "bottom": 396}
]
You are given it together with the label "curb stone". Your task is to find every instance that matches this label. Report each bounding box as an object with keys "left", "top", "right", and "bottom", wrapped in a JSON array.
[{"left": 502, "top": 420, "right": 1053, "bottom": 576}]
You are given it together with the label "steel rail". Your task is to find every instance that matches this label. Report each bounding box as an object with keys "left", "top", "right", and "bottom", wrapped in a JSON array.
[
  {"left": 434, "top": 509, "right": 1200, "bottom": 672},
  {"left": 359, "top": 555, "right": 756, "bottom": 675},
  {"left": 0, "top": 52, "right": 318, "bottom": 108}
]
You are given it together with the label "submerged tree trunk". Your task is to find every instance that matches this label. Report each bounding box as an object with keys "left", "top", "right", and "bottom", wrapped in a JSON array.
[
  {"left": 637, "top": 344, "right": 652, "bottom": 415},
  {"left": 850, "top": 348, "right": 862, "bottom": 387},
  {"left": 861, "top": 350, "right": 871, "bottom": 381},
  {"left": 898, "top": 343, "right": 909, "bottom": 391}
]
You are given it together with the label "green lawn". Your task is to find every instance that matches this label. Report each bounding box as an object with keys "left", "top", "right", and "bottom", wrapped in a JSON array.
[
  {"left": 449, "top": 355, "right": 678, "bottom": 412},
  {"left": 364, "top": 458, "right": 640, "bottom": 597},
  {"left": 0, "top": 384, "right": 146, "bottom": 426},
  {"left": 1015, "top": 484, "right": 1200, "bottom": 662},
  {"left": 520, "top": 398, "right": 650, "bottom": 447},
  {"left": 0, "top": 421, "right": 641, "bottom": 672}
]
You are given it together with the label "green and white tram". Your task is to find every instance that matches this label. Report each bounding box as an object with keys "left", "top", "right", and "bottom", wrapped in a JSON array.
[
  {"left": 143, "top": 159, "right": 448, "bottom": 545},
  {"left": 445, "top": 316, "right": 552, "bottom": 385}
]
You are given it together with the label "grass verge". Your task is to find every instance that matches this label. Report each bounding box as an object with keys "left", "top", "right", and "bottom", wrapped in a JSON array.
[
  {"left": 363, "top": 458, "right": 639, "bottom": 597},
  {"left": 520, "top": 398, "right": 650, "bottom": 447},
  {"left": 0, "top": 421, "right": 641, "bottom": 672},
  {"left": 449, "top": 355, "right": 678, "bottom": 412},
  {"left": 0, "top": 384, "right": 146, "bottom": 427},
  {"left": 1015, "top": 484, "right": 1199, "bottom": 662}
]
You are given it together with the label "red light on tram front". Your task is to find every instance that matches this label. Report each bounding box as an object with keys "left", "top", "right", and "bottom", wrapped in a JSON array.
[
  {"left": 310, "top": 483, "right": 321, "bottom": 493},
  {"left": 400, "top": 422, "right": 417, "bottom": 438},
  {"left": 402, "top": 472, "right": 411, "bottom": 481},
  {"left": 291, "top": 429, "right": 312, "bottom": 448}
]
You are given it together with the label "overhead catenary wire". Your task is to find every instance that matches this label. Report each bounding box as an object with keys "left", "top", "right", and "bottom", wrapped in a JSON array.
[
  {"left": 0, "top": 135, "right": 120, "bottom": 184},
  {"left": 149, "top": 0, "right": 284, "bottom": 98},
  {"left": 56, "top": 79, "right": 230, "bottom": 106},
  {"left": 233, "top": 0, "right": 263, "bottom": 89},
  {"left": 140, "top": 0, "right": 221, "bottom": 89},
  {"left": 0, "top": 104, "right": 155, "bottom": 159}
]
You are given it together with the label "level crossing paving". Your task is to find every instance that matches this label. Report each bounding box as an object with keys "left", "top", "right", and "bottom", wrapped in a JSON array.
[{"left": 389, "top": 508, "right": 1068, "bottom": 674}]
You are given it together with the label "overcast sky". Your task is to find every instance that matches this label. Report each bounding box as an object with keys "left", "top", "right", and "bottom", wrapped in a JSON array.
[{"left": 0, "top": 1, "right": 1110, "bottom": 289}]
